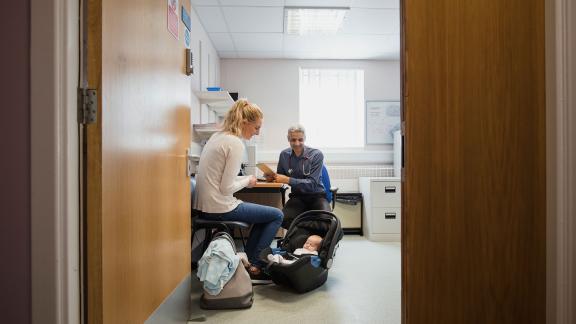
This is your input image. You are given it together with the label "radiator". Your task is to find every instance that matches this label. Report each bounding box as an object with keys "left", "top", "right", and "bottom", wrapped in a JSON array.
[
  {"left": 327, "top": 166, "right": 394, "bottom": 192},
  {"left": 326, "top": 166, "right": 394, "bottom": 179}
]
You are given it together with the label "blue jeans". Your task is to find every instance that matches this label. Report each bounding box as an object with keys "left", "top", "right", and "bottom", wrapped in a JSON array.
[{"left": 202, "top": 202, "right": 283, "bottom": 266}]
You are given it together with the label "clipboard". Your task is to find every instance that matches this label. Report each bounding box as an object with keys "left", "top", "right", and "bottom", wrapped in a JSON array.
[{"left": 256, "top": 163, "right": 276, "bottom": 177}]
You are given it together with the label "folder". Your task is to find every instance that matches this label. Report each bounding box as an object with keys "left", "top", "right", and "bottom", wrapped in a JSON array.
[{"left": 256, "top": 163, "right": 276, "bottom": 177}]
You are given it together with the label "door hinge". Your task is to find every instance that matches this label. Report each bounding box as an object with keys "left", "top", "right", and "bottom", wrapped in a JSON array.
[{"left": 78, "top": 88, "right": 98, "bottom": 124}]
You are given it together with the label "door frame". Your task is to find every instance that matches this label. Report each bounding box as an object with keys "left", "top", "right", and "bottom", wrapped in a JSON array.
[
  {"left": 30, "top": 0, "right": 574, "bottom": 322},
  {"left": 546, "top": 0, "right": 576, "bottom": 322},
  {"left": 30, "top": 0, "right": 79, "bottom": 322}
]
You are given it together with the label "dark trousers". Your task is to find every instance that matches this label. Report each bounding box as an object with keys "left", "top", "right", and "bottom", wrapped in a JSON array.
[{"left": 281, "top": 194, "right": 331, "bottom": 229}]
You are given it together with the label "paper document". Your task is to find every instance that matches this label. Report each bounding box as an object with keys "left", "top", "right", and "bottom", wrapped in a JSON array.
[{"left": 256, "top": 163, "right": 276, "bottom": 176}]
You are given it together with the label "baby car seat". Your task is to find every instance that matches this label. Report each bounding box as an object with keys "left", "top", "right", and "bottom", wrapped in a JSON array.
[{"left": 259, "top": 210, "right": 344, "bottom": 293}]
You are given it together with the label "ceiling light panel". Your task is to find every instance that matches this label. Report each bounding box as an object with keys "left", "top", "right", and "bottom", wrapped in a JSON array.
[{"left": 285, "top": 7, "right": 350, "bottom": 35}]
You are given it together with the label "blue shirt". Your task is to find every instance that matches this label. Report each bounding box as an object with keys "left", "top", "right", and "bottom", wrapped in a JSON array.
[{"left": 276, "top": 146, "right": 326, "bottom": 194}]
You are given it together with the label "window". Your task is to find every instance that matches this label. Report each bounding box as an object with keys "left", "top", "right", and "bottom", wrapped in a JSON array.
[{"left": 299, "top": 68, "right": 365, "bottom": 148}]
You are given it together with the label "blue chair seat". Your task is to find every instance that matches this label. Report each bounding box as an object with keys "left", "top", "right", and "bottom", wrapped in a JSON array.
[{"left": 321, "top": 165, "right": 339, "bottom": 210}]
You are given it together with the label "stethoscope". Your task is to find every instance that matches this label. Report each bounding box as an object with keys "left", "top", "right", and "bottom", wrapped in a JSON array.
[{"left": 288, "top": 155, "right": 311, "bottom": 176}]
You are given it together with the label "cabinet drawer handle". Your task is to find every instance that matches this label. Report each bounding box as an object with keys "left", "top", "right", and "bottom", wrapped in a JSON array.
[
  {"left": 385, "top": 186, "right": 396, "bottom": 193},
  {"left": 385, "top": 213, "right": 396, "bottom": 219}
]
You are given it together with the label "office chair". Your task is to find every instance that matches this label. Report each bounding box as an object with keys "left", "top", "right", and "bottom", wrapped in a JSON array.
[
  {"left": 321, "top": 165, "right": 339, "bottom": 210},
  {"left": 190, "top": 178, "right": 250, "bottom": 270}
]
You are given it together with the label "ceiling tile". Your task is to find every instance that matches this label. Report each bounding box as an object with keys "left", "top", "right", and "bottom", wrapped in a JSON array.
[
  {"left": 283, "top": 34, "right": 343, "bottom": 52},
  {"left": 283, "top": 34, "right": 399, "bottom": 59},
  {"left": 193, "top": 1, "right": 400, "bottom": 60},
  {"left": 283, "top": 48, "right": 398, "bottom": 60},
  {"left": 222, "top": 7, "right": 283, "bottom": 32},
  {"left": 219, "top": 0, "right": 284, "bottom": 6},
  {"left": 341, "top": 8, "right": 399, "bottom": 34},
  {"left": 218, "top": 51, "right": 238, "bottom": 58},
  {"left": 235, "top": 51, "right": 285, "bottom": 59},
  {"left": 191, "top": 0, "right": 220, "bottom": 6},
  {"left": 232, "top": 33, "right": 284, "bottom": 51},
  {"left": 284, "top": 0, "right": 352, "bottom": 7},
  {"left": 194, "top": 7, "right": 228, "bottom": 32},
  {"left": 208, "top": 33, "right": 235, "bottom": 51},
  {"left": 283, "top": 51, "right": 334, "bottom": 59},
  {"left": 351, "top": 0, "right": 399, "bottom": 9}
]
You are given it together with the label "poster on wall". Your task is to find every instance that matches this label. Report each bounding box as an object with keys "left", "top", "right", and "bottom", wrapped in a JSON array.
[
  {"left": 365, "top": 100, "right": 401, "bottom": 144},
  {"left": 167, "top": 0, "right": 179, "bottom": 40},
  {"left": 184, "top": 29, "right": 191, "bottom": 48},
  {"left": 181, "top": 6, "right": 191, "bottom": 31}
]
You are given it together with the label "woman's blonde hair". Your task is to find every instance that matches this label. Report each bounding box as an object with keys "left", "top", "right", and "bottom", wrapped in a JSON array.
[{"left": 221, "top": 98, "right": 263, "bottom": 136}]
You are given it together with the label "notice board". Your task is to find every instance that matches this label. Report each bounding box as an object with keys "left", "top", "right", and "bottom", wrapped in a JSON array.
[{"left": 365, "top": 100, "right": 401, "bottom": 144}]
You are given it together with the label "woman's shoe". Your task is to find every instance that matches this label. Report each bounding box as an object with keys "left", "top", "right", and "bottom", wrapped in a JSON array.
[{"left": 247, "top": 265, "right": 272, "bottom": 285}]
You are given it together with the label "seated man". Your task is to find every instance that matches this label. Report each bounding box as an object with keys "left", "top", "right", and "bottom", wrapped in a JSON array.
[{"left": 270, "top": 125, "right": 331, "bottom": 229}]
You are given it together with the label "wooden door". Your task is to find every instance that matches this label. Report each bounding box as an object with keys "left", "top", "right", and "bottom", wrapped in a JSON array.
[
  {"left": 84, "top": 0, "right": 191, "bottom": 323},
  {"left": 402, "top": 0, "right": 546, "bottom": 323}
]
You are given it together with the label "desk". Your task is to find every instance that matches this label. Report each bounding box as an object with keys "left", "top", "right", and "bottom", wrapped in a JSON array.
[
  {"left": 236, "top": 182, "right": 288, "bottom": 206},
  {"left": 234, "top": 182, "right": 288, "bottom": 237}
]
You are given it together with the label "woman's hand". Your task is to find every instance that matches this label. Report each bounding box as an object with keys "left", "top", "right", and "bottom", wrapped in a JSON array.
[{"left": 246, "top": 175, "right": 257, "bottom": 188}]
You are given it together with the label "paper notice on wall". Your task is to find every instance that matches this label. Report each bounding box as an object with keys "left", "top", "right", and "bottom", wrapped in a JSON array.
[
  {"left": 366, "top": 101, "right": 401, "bottom": 144},
  {"left": 167, "top": 0, "right": 179, "bottom": 40}
]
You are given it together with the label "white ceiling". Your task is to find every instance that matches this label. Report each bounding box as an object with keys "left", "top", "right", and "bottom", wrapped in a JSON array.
[{"left": 191, "top": 0, "right": 400, "bottom": 60}]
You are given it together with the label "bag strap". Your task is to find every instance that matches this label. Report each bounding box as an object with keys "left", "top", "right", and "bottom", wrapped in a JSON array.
[{"left": 211, "top": 231, "right": 237, "bottom": 254}]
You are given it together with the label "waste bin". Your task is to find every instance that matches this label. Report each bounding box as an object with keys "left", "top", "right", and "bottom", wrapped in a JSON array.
[{"left": 332, "top": 193, "right": 363, "bottom": 235}]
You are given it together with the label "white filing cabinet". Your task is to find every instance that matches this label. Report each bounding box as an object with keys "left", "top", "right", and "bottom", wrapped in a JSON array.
[{"left": 359, "top": 177, "right": 401, "bottom": 241}]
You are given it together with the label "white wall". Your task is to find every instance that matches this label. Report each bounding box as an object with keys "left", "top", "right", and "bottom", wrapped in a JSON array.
[
  {"left": 220, "top": 59, "right": 400, "bottom": 164},
  {"left": 189, "top": 4, "right": 221, "bottom": 154}
]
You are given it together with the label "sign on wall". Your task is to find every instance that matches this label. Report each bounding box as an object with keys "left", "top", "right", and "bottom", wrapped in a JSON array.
[
  {"left": 184, "top": 29, "right": 190, "bottom": 48},
  {"left": 181, "top": 6, "right": 191, "bottom": 31},
  {"left": 366, "top": 100, "right": 401, "bottom": 144},
  {"left": 167, "top": 0, "right": 179, "bottom": 40}
]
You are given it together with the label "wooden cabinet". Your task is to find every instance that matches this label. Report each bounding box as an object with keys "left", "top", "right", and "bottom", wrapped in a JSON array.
[{"left": 359, "top": 177, "right": 401, "bottom": 241}]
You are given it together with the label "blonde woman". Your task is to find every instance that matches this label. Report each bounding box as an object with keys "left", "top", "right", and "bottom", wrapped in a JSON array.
[{"left": 194, "top": 99, "right": 283, "bottom": 283}]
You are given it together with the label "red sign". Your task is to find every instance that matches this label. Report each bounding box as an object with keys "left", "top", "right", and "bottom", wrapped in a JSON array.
[{"left": 167, "top": 0, "right": 179, "bottom": 40}]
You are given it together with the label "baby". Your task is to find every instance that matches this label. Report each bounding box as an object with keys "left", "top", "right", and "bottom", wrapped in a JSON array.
[{"left": 267, "top": 235, "right": 323, "bottom": 265}]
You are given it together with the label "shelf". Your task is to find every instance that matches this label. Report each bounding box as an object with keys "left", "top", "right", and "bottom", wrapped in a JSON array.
[
  {"left": 208, "top": 105, "right": 230, "bottom": 116},
  {"left": 194, "top": 90, "right": 234, "bottom": 116},
  {"left": 193, "top": 123, "right": 221, "bottom": 139}
]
